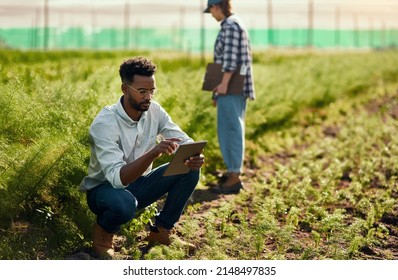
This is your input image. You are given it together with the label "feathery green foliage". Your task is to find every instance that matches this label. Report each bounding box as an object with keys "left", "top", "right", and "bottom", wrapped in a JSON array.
[{"left": 1, "top": 49, "right": 398, "bottom": 259}]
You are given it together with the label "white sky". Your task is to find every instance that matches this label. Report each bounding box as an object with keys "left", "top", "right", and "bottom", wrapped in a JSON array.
[{"left": 0, "top": 0, "right": 397, "bottom": 29}]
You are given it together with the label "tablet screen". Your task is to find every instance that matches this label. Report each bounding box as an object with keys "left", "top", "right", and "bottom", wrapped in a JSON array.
[{"left": 163, "top": 141, "right": 207, "bottom": 176}]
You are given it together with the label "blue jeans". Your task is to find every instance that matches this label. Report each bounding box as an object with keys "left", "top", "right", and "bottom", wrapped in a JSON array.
[
  {"left": 86, "top": 163, "right": 200, "bottom": 233},
  {"left": 217, "top": 95, "right": 247, "bottom": 174}
]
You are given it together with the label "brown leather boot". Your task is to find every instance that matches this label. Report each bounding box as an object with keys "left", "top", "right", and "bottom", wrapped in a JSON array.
[
  {"left": 211, "top": 172, "right": 243, "bottom": 194},
  {"left": 148, "top": 225, "right": 196, "bottom": 253},
  {"left": 223, "top": 172, "right": 241, "bottom": 187},
  {"left": 93, "top": 223, "right": 114, "bottom": 257}
]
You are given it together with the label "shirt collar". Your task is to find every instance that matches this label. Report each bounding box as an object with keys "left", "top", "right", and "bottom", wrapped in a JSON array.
[
  {"left": 116, "top": 96, "right": 147, "bottom": 125},
  {"left": 220, "top": 14, "right": 234, "bottom": 26}
]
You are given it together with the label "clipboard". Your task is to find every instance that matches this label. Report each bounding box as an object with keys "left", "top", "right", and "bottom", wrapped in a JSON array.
[
  {"left": 202, "top": 63, "right": 245, "bottom": 95},
  {"left": 163, "top": 141, "right": 207, "bottom": 176}
]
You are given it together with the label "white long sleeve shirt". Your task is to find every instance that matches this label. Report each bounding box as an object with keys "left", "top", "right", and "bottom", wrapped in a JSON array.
[{"left": 79, "top": 97, "right": 193, "bottom": 191}]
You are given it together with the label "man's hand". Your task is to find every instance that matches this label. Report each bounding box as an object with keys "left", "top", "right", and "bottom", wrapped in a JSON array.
[
  {"left": 184, "top": 154, "right": 205, "bottom": 170},
  {"left": 151, "top": 138, "right": 181, "bottom": 158}
]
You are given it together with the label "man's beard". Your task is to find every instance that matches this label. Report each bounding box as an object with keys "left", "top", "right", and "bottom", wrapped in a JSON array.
[{"left": 128, "top": 95, "right": 150, "bottom": 111}]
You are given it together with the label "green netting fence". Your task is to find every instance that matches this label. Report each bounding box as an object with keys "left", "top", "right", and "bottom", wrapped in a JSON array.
[{"left": 1, "top": 27, "right": 397, "bottom": 51}]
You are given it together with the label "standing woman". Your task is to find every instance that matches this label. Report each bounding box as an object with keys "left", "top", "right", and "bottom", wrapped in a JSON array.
[{"left": 204, "top": 0, "right": 255, "bottom": 194}]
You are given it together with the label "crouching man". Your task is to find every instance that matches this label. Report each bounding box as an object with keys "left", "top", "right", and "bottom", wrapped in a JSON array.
[{"left": 79, "top": 56, "right": 205, "bottom": 257}]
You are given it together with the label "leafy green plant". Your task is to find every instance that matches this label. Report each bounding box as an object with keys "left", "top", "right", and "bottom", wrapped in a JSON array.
[{"left": 1, "top": 49, "right": 398, "bottom": 260}]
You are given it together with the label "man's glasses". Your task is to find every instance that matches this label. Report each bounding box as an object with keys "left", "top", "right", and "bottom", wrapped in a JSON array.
[{"left": 125, "top": 84, "right": 157, "bottom": 96}]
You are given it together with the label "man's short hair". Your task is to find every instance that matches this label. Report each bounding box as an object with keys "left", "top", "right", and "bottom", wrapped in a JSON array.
[{"left": 119, "top": 56, "right": 157, "bottom": 84}]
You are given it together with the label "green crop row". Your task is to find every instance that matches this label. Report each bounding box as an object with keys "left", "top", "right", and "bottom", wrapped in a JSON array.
[{"left": 0, "top": 49, "right": 397, "bottom": 259}]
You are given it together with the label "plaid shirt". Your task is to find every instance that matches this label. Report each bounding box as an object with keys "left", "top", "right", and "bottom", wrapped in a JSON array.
[{"left": 214, "top": 15, "right": 255, "bottom": 100}]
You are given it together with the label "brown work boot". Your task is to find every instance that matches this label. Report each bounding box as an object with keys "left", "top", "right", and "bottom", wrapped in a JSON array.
[
  {"left": 211, "top": 172, "right": 243, "bottom": 194},
  {"left": 148, "top": 225, "right": 196, "bottom": 253},
  {"left": 93, "top": 223, "right": 114, "bottom": 258}
]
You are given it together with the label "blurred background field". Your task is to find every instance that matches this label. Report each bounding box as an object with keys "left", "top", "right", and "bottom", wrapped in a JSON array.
[{"left": 1, "top": 0, "right": 398, "bottom": 52}]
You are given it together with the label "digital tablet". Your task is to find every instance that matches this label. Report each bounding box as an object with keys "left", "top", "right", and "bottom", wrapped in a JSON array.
[{"left": 163, "top": 141, "right": 207, "bottom": 176}]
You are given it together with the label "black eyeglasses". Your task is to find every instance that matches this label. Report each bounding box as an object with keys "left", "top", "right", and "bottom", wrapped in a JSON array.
[{"left": 125, "top": 84, "right": 157, "bottom": 96}]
